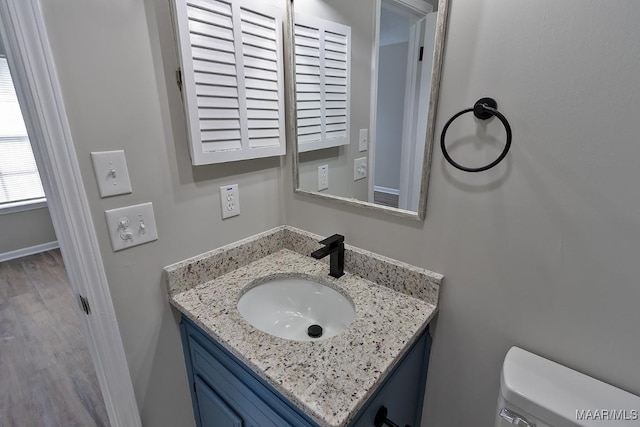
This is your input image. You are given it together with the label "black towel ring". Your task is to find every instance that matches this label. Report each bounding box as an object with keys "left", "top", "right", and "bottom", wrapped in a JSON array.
[{"left": 440, "top": 97, "right": 512, "bottom": 173}]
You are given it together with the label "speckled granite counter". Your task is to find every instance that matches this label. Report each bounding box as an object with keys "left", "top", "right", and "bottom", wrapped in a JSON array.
[{"left": 164, "top": 226, "right": 442, "bottom": 427}]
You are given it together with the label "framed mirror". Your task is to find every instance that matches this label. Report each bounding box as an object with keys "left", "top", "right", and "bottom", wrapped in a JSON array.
[{"left": 287, "top": 0, "right": 450, "bottom": 220}]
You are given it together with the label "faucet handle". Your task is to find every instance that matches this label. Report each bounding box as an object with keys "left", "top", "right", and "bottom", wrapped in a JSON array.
[{"left": 319, "top": 234, "right": 344, "bottom": 246}]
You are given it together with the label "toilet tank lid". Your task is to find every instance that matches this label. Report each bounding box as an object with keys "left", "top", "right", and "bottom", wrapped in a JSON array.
[{"left": 501, "top": 347, "right": 640, "bottom": 427}]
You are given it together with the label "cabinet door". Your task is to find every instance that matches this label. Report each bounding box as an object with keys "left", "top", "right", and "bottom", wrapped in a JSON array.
[
  {"left": 182, "top": 319, "right": 319, "bottom": 427},
  {"left": 195, "top": 376, "right": 243, "bottom": 427},
  {"left": 294, "top": 14, "right": 351, "bottom": 153},
  {"left": 349, "top": 332, "right": 431, "bottom": 427},
  {"left": 171, "top": 0, "right": 286, "bottom": 165},
  {"left": 190, "top": 337, "right": 295, "bottom": 427}
]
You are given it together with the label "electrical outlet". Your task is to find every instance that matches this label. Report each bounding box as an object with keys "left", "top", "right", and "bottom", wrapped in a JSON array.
[
  {"left": 359, "top": 129, "right": 368, "bottom": 152},
  {"left": 354, "top": 157, "right": 367, "bottom": 181},
  {"left": 91, "top": 150, "right": 133, "bottom": 198},
  {"left": 220, "top": 184, "right": 240, "bottom": 219},
  {"left": 105, "top": 202, "right": 158, "bottom": 252},
  {"left": 318, "top": 165, "right": 329, "bottom": 191}
]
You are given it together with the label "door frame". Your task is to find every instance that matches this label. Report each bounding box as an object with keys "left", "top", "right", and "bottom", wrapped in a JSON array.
[
  {"left": 0, "top": 1, "right": 141, "bottom": 426},
  {"left": 369, "top": 0, "right": 433, "bottom": 206}
]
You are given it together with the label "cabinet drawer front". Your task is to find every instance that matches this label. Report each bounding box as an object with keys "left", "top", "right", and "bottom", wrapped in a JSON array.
[
  {"left": 183, "top": 320, "right": 317, "bottom": 427},
  {"left": 191, "top": 338, "right": 288, "bottom": 427},
  {"left": 194, "top": 376, "right": 243, "bottom": 427}
]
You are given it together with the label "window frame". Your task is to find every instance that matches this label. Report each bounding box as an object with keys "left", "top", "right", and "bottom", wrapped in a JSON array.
[{"left": 0, "top": 55, "right": 47, "bottom": 209}]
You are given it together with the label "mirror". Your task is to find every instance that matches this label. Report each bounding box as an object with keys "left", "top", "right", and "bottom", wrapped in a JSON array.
[{"left": 288, "top": 0, "right": 449, "bottom": 219}]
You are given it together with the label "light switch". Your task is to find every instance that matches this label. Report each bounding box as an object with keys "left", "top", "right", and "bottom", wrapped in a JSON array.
[
  {"left": 91, "top": 150, "right": 133, "bottom": 198},
  {"left": 359, "top": 129, "right": 368, "bottom": 152},
  {"left": 354, "top": 157, "right": 367, "bottom": 181},
  {"left": 220, "top": 184, "right": 240, "bottom": 219},
  {"left": 105, "top": 202, "right": 158, "bottom": 252},
  {"left": 318, "top": 165, "right": 329, "bottom": 191}
]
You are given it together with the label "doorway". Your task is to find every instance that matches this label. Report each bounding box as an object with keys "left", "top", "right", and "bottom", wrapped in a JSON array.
[
  {"left": 0, "top": 42, "right": 109, "bottom": 426},
  {"left": 372, "top": 0, "right": 437, "bottom": 211},
  {"left": 0, "top": 2, "right": 141, "bottom": 425}
]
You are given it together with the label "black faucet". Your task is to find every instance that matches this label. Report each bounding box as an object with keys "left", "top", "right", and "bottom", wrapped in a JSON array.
[{"left": 311, "top": 234, "right": 345, "bottom": 278}]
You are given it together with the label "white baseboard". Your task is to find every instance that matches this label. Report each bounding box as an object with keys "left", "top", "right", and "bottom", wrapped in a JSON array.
[
  {"left": 374, "top": 185, "right": 400, "bottom": 196},
  {"left": 0, "top": 240, "right": 59, "bottom": 263}
]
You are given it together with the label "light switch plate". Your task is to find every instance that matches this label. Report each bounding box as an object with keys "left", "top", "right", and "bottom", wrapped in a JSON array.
[
  {"left": 220, "top": 184, "right": 240, "bottom": 219},
  {"left": 318, "top": 165, "right": 329, "bottom": 191},
  {"left": 354, "top": 157, "right": 367, "bottom": 181},
  {"left": 91, "top": 150, "right": 133, "bottom": 198},
  {"left": 359, "top": 129, "right": 368, "bottom": 152},
  {"left": 105, "top": 202, "right": 158, "bottom": 252}
]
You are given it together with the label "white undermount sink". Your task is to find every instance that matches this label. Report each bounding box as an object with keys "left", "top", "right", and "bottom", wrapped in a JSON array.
[{"left": 237, "top": 277, "right": 355, "bottom": 342}]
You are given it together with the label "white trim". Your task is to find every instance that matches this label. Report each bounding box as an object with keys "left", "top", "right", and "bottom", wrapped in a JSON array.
[
  {"left": 0, "top": 2, "right": 142, "bottom": 427},
  {"left": 373, "top": 185, "right": 400, "bottom": 196},
  {"left": 398, "top": 17, "right": 421, "bottom": 210},
  {"left": 0, "top": 240, "right": 58, "bottom": 263},
  {"left": 0, "top": 197, "right": 47, "bottom": 215},
  {"left": 368, "top": 0, "right": 382, "bottom": 204}
]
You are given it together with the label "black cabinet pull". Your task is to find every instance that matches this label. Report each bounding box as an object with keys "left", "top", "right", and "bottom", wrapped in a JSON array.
[{"left": 374, "top": 406, "right": 410, "bottom": 427}]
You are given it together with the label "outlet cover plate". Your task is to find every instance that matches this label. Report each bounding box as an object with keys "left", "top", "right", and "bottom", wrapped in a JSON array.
[
  {"left": 220, "top": 184, "right": 240, "bottom": 219},
  {"left": 105, "top": 202, "right": 158, "bottom": 252},
  {"left": 91, "top": 150, "right": 133, "bottom": 198},
  {"left": 354, "top": 157, "right": 367, "bottom": 181}
]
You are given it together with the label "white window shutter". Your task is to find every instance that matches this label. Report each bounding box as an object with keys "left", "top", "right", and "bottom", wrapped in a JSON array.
[
  {"left": 173, "top": 0, "right": 286, "bottom": 165},
  {"left": 294, "top": 15, "right": 351, "bottom": 153}
]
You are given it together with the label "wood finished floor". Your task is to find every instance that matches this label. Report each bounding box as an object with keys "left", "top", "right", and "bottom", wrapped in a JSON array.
[{"left": 0, "top": 250, "right": 109, "bottom": 427}]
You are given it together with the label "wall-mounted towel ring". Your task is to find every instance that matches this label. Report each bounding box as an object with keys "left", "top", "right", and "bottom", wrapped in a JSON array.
[{"left": 440, "top": 97, "right": 512, "bottom": 172}]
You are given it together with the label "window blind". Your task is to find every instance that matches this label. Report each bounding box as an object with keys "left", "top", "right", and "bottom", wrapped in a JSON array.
[{"left": 0, "top": 57, "right": 45, "bottom": 205}]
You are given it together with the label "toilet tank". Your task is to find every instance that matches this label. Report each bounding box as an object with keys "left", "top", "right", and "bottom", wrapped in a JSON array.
[{"left": 495, "top": 347, "right": 640, "bottom": 427}]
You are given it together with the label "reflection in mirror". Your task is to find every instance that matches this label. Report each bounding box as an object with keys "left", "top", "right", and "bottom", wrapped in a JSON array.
[{"left": 290, "top": 0, "right": 448, "bottom": 219}]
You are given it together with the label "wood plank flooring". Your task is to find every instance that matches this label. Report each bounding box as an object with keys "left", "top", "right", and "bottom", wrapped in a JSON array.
[{"left": 0, "top": 250, "right": 109, "bottom": 427}]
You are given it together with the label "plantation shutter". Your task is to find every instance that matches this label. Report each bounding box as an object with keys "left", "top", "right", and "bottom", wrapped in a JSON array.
[
  {"left": 173, "top": 0, "right": 286, "bottom": 165},
  {"left": 294, "top": 15, "right": 351, "bottom": 153}
]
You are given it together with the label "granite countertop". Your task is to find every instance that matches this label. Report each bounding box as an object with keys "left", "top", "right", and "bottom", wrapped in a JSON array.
[{"left": 165, "top": 226, "right": 442, "bottom": 427}]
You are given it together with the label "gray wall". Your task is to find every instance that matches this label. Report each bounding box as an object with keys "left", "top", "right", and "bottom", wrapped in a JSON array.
[
  {"left": 0, "top": 207, "right": 57, "bottom": 254},
  {"left": 374, "top": 42, "right": 408, "bottom": 191},
  {"left": 285, "top": 1, "right": 640, "bottom": 426},
  {"left": 40, "top": 0, "right": 285, "bottom": 426},
  {"left": 295, "top": 0, "right": 372, "bottom": 201},
  {"left": 298, "top": 147, "right": 356, "bottom": 198}
]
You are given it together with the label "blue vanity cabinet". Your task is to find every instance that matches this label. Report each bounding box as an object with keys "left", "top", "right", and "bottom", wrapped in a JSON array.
[
  {"left": 180, "top": 317, "right": 432, "bottom": 427},
  {"left": 349, "top": 330, "right": 432, "bottom": 427},
  {"left": 193, "top": 376, "right": 243, "bottom": 427}
]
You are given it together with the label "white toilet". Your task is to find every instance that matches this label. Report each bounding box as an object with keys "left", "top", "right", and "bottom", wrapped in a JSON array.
[{"left": 496, "top": 347, "right": 640, "bottom": 426}]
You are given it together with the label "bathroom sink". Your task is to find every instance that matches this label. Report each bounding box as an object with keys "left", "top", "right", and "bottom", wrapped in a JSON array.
[{"left": 237, "top": 277, "right": 355, "bottom": 341}]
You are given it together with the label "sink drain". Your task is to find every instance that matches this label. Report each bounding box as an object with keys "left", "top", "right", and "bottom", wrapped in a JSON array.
[{"left": 307, "top": 324, "right": 323, "bottom": 338}]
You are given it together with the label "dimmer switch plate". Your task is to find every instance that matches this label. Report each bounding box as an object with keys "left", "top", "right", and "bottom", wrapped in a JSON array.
[
  {"left": 220, "top": 184, "right": 240, "bottom": 219},
  {"left": 105, "top": 202, "right": 158, "bottom": 252},
  {"left": 91, "top": 150, "right": 133, "bottom": 198}
]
